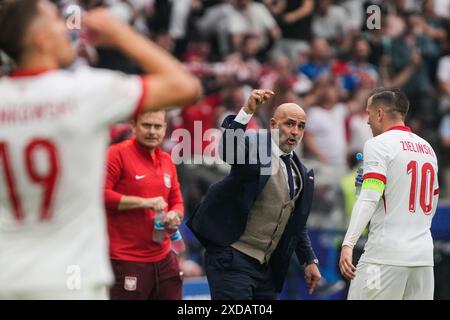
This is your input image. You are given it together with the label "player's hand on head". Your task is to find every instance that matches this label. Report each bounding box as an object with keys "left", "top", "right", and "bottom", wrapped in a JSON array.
[
  {"left": 243, "top": 89, "right": 275, "bottom": 114},
  {"left": 83, "top": 8, "right": 131, "bottom": 47},
  {"left": 144, "top": 196, "right": 167, "bottom": 211},
  {"left": 339, "top": 245, "right": 357, "bottom": 280}
]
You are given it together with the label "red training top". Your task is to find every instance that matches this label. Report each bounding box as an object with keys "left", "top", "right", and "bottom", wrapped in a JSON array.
[{"left": 104, "top": 137, "right": 184, "bottom": 262}]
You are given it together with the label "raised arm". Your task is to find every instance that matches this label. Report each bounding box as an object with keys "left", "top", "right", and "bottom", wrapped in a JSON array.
[
  {"left": 83, "top": 9, "right": 202, "bottom": 112},
  {"left": 219, "top": 89, "right": 274, "bottom": 164}
]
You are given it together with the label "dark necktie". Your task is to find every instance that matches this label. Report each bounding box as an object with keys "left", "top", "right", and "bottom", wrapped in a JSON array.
[{"left": 280, "top": 154, "right": 294, "bottom": 199}]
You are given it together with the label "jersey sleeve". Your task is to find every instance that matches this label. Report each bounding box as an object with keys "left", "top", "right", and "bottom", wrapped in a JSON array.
[
  {"left": 74, "top": 67, "right": 147, "bottom": 125},
  {"left": 362, "top": 138, "right": 389, "bottom": 184},
  {"left": 166, "top": 157, "right": 184, "bottom": 215},
  {"left": 104, "top": 145, "right": 125, "bottom": 210}
]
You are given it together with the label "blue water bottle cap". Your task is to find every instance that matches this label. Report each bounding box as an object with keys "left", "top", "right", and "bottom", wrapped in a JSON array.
[
  {"left": 170, "top": 230, "right": 182, "bottom": 241},
  {"left": 356, "top": 152, "right": 363, "bottom": 161}
]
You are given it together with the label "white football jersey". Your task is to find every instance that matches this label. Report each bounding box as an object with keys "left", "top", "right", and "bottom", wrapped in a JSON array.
[
  {"left": 0, "top": 67, "right": 145, "bottom": 293},
  {"left": 360, "top": 126, "right": 439, "bottom": 266}
]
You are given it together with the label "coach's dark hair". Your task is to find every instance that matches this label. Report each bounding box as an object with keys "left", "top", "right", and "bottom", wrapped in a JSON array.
[
  {"left": 369, "top": 87, "right": 410, "bottom": 118},
  {"left": 0, "top": 0, "right": 40, "bottom": 64}
]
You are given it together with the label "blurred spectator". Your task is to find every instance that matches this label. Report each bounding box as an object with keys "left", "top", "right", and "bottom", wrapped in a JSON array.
[
  {"left": 345, "top": 88, "right": 373, "bottom": 152},
  {"left": 168, "top": 0, "right": 193, "bottom": 57},
  {"left": 107, "top": 0, "right": 134, "bottom": 23},
  {"left": 298, "top": 37, "right": 333, "bottom": 81},
  {"left": 359, "top": 2, "right": 389, "bottom": 67},
  {"left": 311, "top": 0, "right": 353, "bottom": 46},
  {"left": 439, "top": 114, "right": 450, "bottom": 200},
  {"left": 411, "top": 7, "right": 447, "bottom": 80},
  {"left": 332, "top": 37, "right": 380, "bottom": 94},
  {"left": 196, "top": 1, "right": 235, "bottom": 56},
  {"left": 171, "top": 93, "right": 228, "bottom": 215},
  {"left": 266, "top": 0, "right": 314, "bottom": 63},
  {"left": 175, "top": 94, "right": 223, "bottom": 157},
  {"left": 77, "top": 0, "right": 143, "bottom": 73},
  {"left": 223, "top": 34, "right": 264, "bottom": 85},
  {"left": 383, "top": 0, "right": 408, "bottom": 39},
  {"left": 303, "top": 79, "right": 348, "bottom": 170},
  {"left": 258, "top": 54, "right": 315, "bottom": 123},
  {"left": 127, "top": 0, "right": 153, "bottom": 35},
  {"left": 380, "top": 15, "right": 436, "bottom": 129},
  {"left": 110, "top": 123, "right": 133, "bottom": 144},
  {"left": 152, "top": 29, "right": 175, "bottom": 53},
  {"left": 168, "top": 0, "right": 209, "bottom": 58},
  {"left": 227, "top": 0, "right": 282, "bottom": 53},
  {"left": 197, "top": 0, "right": 281, "bottom": 57},
  {"left": 437, "top": 53, "right": 450, "bottom": 114},
  {"left": 262, "top": 55, "right": 312, "bottom": 92},
  {"left": 184, "top": 36, "right": 212, "bottom": 64},
  {"left": 433, "top": 0, "right": 450, "bottom": 19},
  {"left": 339, "top": 151, "right": 360, "bottom": 225},
  {"left": 340, "top": 0, "right": 364, "bottom": 32},
  {"left": 146, "top": 0, "right": 171, "bottom": 32},
  {"left": 422, "top": 0, "right": 448, "bottom": 47}
]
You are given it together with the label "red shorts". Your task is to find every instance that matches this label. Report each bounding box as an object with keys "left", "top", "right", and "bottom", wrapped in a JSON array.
[{"left": 110, "top": 251, "right": 183, "bottom": 300}]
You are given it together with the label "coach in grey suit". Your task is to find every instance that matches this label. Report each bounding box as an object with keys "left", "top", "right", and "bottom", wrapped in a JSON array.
[{"left": 187, "top": 89, "right": 321, "bottom": 300}]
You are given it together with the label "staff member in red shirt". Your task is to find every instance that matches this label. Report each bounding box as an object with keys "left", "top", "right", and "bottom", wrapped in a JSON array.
[{"left": 104, "top": 110, "right": 184, "bottom": 300}]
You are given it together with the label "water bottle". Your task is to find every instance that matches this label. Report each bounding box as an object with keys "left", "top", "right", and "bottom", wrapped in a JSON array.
[
  {"left": 355, "top": 152, "right": 364, "bottom": 197},
  {"left": 152, "top": 210, "right": 166, "bottom": 243},
  {"left": 169, "top": 229, "right": 186, "bottom": 254}
]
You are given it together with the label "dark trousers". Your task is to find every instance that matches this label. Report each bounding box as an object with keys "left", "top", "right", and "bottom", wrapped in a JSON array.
[
  {"left": 110, "top": 251, "right": 182, "bottom": 300},
  {"left": 204, "top": 245, "right": 278, "bottom": 300}
]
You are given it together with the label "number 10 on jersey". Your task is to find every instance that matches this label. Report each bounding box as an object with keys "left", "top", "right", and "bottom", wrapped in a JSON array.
[{"left": 407, "top": 160, "right": 436, "bottom": 215}]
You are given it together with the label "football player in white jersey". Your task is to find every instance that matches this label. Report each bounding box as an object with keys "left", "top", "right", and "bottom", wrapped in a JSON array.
[
  {"left": 339, "top": 88, "right": 440, "bottom": 300},
  {"left": 0, "top": 0, "right": 201, "bottom": 299}
]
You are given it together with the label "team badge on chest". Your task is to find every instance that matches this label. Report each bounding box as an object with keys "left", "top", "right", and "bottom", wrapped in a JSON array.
[{"left": 164, "top": 173, "right": 172, "bottom": 188}]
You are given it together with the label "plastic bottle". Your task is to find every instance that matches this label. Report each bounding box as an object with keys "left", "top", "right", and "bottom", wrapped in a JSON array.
[
  {"left": 152, "top": 210, "right": 166, "bottom": 243},
  {"left": 169, "top": 229, "right": 186, "bottom": 254},
  {"left": 355, "top": 152, "right": 364, "bottom": 197}
]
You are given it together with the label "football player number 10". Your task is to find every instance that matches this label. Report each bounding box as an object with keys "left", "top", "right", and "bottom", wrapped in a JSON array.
[{"left": 407, "top": 160, "right": 436, "bottom": 215}]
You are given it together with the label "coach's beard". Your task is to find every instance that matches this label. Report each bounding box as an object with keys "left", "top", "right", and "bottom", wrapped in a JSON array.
[
  {"left": 282, "top": 136, "right": 302, "bottom": 154},
  {"left": 272, "top": 129, "right": 302, "bottom": 154}
]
